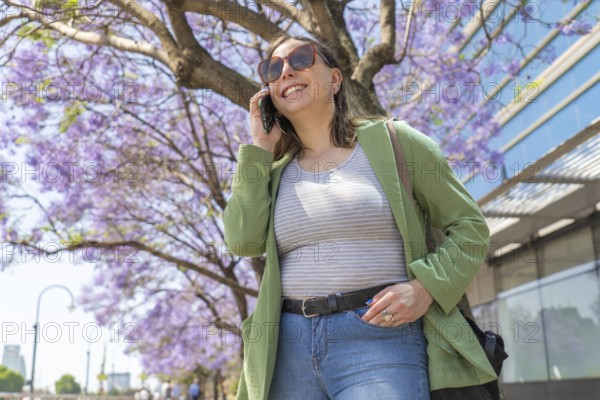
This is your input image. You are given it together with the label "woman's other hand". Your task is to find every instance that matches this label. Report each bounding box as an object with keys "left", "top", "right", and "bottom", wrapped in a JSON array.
[
  {"left": 362, "top": 281, "right": 434, "bottom": 327},
  {"left": 249, "top": 87, "right": 283, "bottom": 153}
]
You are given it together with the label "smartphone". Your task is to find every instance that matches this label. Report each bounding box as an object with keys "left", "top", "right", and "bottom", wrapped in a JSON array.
[{"left": 258, "top": 86, "right": 277, "bottom": 134}]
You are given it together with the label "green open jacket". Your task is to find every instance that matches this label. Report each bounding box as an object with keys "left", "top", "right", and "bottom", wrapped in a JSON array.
[{"left": 223, "top": 119, "right": 496, "bottom": 400}]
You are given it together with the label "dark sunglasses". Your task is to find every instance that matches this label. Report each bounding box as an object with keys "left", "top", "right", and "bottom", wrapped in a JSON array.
[{"left": 257, "top": 43, "right": 331, "bottom": 84}]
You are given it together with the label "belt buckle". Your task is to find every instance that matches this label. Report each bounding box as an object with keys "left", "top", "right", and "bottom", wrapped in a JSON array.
[{"left": 301, "top": 298, "right": 319, "bottom": 318}]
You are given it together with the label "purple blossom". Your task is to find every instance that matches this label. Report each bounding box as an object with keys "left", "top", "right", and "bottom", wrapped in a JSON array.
[
  {"left": 556, "top": 19, "right": 593, "bottom": 36},
  {"left": 506, "top": 59, "right": 521, "bottom": 77}
]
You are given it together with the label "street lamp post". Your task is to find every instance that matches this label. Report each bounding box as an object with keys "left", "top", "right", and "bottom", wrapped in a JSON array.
[
  {"left": 109, "top": 340, "right": 117, "bottom": 393},
  {"left": 29, "top": 284, "right": 75, "bottom": 395},
  {"left": 85, "top": 343, "right": 91, "bottom": 395}
]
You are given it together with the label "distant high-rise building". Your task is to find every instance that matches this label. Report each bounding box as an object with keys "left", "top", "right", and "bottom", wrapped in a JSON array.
[
  {"left": 107, "top": 373, "right": 130, "bottom": 392},
  {"left": 19, "top": 356, "right": 27, "bottom": 381},
  {"left": 1, "top": 345, "right": 27, "bottom": 379}
]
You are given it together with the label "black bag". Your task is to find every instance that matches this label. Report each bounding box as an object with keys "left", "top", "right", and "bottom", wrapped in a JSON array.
[
  {"left": 386, "top": 119, "right": 508, "bottom": 399},
  {"left": 463, "top": 312, "right": 508, "bottom": 377},
  {"left": 430, "top": 312, "right": 509, "bottom": 400}
]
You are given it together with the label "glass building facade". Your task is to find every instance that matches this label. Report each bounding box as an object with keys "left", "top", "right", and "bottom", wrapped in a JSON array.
[{"left": 460, "top": 0, "right": 600, "bottom": 398}]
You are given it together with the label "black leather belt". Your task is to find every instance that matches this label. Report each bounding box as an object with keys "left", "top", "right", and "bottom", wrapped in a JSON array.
[{"left": 281, "top": 283, "right": 394, "bottom": 318}]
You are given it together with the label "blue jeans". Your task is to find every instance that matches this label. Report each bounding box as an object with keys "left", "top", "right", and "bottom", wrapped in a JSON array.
[{"left": 268, "top": 306, "right": 430, "bottom": 400}]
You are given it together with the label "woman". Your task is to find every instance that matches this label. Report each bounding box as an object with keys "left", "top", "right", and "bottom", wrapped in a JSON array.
[{"left": 223, "top": 34, "right": 496, "bottom": 400}]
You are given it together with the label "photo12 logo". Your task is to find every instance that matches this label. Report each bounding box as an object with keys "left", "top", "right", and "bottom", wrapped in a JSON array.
[
  {"left": 1, "top": 242, "right": 139, "bottom": 264},
  {"left": 1, "top": 80, "right": 138, "bottom": 104},
  {"left": 398, "top": 80, "right": 540, "bottom": 104},
  {"left": 1, "top": 321, "right": 139, "bottom": 344},
  {"left": 399, "top": 1, "right": 540, "bottom": 24},
  {"left": 0, "top": 161, "right": 139, "bottom": 184},
  {"left": 0, "top": 0, "right": 141, "bottom": 25}
]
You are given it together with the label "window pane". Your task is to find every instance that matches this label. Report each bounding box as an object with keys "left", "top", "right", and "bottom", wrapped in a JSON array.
[
  {"left": 540, "top": 228, "right": 595, "bottom": 277},
  {"left": 472, "top": 301, "right": 501, "bottom": 334},
  {"left": 495, "top": 247, "right": 538, "bottom": 292},
  {"left": 497, "top": 287, "right": 548, "bottom": 383},
  {"left": 540, "top": 267, "right": 600, "bottom": 380}
]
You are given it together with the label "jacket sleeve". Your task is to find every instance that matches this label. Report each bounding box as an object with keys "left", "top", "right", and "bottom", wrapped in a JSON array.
[
  {"left": 401, "top": 122, "right": 490, "bottom": 315},
  {"left": 222, "top": 144, "right": 274, "bottom": 257}
]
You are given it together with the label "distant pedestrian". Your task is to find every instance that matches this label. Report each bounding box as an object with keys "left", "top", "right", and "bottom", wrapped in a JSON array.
[
  {"left": 139, "top": 387, "right": 150, "bottom": 400},
  {"left": 188, "top": 378, "right": 201, "bottom": 400},
  {"left": 172, "top": 382, "right": 181, "bottom": 400},
  {"left": 162, "top": 381, "right": 172, "bottom": 400}
]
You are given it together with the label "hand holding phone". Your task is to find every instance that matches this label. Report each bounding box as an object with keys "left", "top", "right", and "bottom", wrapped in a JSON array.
[{"left": 258, "top": 86, "right": 277, "bottom": 134}]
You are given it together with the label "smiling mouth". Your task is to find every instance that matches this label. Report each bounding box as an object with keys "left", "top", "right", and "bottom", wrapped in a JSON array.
[{"left": 282, "top": 84, "right": 307, "bottom": 98}]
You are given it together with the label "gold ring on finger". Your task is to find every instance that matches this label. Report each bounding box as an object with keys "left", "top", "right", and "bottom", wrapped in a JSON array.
[{"left": 381, "top": 309, "right": 393, "bottom": 322}]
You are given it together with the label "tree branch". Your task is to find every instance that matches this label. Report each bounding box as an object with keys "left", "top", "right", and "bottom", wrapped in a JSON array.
[
  {"left": 306, "top": 0, "right": 360, "bottom": 72},
  {"left": 257, "top": 0, "right": 313, "bottom": 33},
  {"left": 6, "top": 0, "right": 171, "bottom": 64},
  {"left": 164, "top": 4, "right": 203, "bottom": 52},
  {"left": 178, "top": 0, "right": 285, "bottom": 40},
  {"left": 12, "top": 239, "right": 259, "bottom": 297},
  {"left": 351, "top": 0, "right": 398, "bottom": 88},
  {"left": 182, "top": 270, "right": 243, "bottom": 332},
  {"left": 177, "top": 87, "right": 227, "bottom": 210},
  {"left": 108, "top": 0, "right": 180, "bottom": 56}
]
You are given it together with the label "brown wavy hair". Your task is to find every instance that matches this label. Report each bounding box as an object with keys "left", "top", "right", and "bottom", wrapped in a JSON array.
[{"left": 265, "top": 34, "right": 385, "bottom": 161}]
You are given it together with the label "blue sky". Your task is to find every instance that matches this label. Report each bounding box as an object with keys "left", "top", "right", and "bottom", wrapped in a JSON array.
[{"left": 0, "top": 259, "right": 148, "bottom": 393}]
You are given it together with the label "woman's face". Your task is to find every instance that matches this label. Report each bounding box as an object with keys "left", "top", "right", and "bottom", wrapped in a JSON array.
[{"left": 268, "top": 39, "right": 342, "bottom": 118}]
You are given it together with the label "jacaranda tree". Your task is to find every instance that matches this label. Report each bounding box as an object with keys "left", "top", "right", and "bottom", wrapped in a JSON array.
[{"left": 0, "top": 0, "right": 594, "bottom": 390}]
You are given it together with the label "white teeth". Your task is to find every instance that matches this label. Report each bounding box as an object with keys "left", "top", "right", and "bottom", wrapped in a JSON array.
[{"left": 284, "top": 85, "right": 305, "bottom": 98}]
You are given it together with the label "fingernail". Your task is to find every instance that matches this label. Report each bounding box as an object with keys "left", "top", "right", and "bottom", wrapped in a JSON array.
[{"left": 365, "top": 298, "right": 373, "bottom": 305}]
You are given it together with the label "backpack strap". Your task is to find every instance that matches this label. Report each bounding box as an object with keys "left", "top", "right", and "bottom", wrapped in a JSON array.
[{"left": 386, "top": 118, "right": 476, "bottom": 320}]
